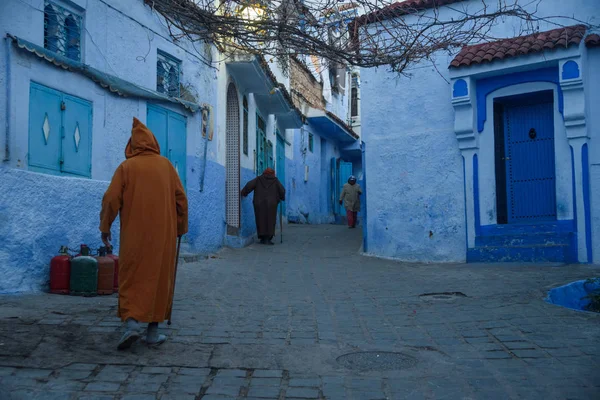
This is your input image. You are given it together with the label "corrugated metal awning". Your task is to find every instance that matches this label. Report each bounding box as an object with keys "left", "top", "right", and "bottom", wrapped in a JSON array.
[{"left": 8, "top": 34, "right": 204, "bottom": 113}]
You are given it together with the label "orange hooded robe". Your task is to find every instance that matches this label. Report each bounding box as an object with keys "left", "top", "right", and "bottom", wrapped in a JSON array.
[{"left": 100, "top": 117, "right": 188, "bottom": 323}]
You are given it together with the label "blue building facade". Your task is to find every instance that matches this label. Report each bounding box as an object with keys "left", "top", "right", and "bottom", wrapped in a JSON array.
[{"left": 359, "top": 0, "right": 600, "bottom": 263}]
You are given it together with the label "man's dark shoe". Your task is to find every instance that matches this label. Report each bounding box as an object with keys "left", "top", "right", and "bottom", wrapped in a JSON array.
[{"left": 267, "top": 240, "right": 275, "bottom": 245}]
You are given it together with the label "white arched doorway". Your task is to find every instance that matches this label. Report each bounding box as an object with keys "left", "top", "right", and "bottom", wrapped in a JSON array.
[{"left": 226, "top": 82, "right": 240, "bottom": 234}]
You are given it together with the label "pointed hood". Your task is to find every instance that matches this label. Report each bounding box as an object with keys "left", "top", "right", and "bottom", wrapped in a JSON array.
[{"left": 125, "top": 117, "right": 161, "bottom": 159}]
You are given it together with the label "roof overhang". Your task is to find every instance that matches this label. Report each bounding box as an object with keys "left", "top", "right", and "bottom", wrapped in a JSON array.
[
  {"left": 227, "top": 54, "right": 303, "bottom": 129},
  {"left": 306, "top": 108, "right": 359, "bottom": 144}
]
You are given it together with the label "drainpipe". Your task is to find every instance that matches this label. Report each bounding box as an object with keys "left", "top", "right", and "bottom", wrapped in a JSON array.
[
  {"left": 199, "top": 107, "right": 209, "bottom": 192},
  {"left": 3, "top": 35, "right": 12, "bottom": 162}
]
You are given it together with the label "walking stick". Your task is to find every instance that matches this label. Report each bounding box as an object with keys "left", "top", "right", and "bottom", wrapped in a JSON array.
[
  {"left": 167, "top": 236, "right": 182, "bottom": 326},
  {"left": 279, "top": 203, "right": 283, "bottom": 244}
]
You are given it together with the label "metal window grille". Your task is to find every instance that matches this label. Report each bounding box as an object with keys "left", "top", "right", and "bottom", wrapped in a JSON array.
[
  {"left": 308, "top": 133, "right": 314, "bottom": 152},
  {"left": 243, "top": 96, "right": 249, "bottom": 155},
  {"left": 44, "top": 1, "right": 82, "bottom": 61},
  {"left": 351, "top": 74, "right": 359, "bottom": 118},
  {"left": 157, "top": 51, "right": 181, "bottom": 98}
]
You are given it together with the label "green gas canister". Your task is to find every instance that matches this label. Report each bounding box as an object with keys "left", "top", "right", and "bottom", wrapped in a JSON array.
[{"left": 70, "top": 245, "right": 98, "bottom": 296}]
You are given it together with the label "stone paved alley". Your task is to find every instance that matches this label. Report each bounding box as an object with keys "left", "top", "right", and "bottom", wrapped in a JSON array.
[{"left": 1, "top": 225, "right": 600, "bottom": 400}]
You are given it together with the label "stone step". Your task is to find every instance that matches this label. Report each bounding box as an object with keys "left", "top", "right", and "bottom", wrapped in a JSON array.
[
  {"left": 467, "top": 244, "right": 573, "bottom": 263},
  {"left": 475, "top": 232, "right": 573, "bottom": 247}
]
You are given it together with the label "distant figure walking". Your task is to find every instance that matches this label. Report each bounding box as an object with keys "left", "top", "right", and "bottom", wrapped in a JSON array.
[
  {"left": 339, "top": 175, "right": 362, "bottom": 229},
  {"left": 241, "top": 168, "right": 285, "bottom": 245},
  {"left": 100, "top": 118, "right": 188, "bottom": 350}
]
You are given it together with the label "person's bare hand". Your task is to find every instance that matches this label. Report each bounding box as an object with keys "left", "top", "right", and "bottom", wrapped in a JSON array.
[{"left": 101, "top": 232, "right": 112, "bottom": 249}]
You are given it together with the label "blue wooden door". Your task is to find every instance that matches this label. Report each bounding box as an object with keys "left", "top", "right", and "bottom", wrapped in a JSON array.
[
  {"left": 147, "top": 105, "right": 187, "bottom": 189},
  {"left": 146, "top": 105, "right": 168, "bottom": 156},
  {"left": 338, "top": 160, "right": 353, "bottom": 215},
  {"left": 61, "top": 94, "right": 92, "bottom": 177},
  {"left": 276, "top": 134, "right": 286, "bottom": 215},
  {"left": 168, "top": 112, "right": 187, "bottom": 189},
  {"left": 330, "top": 157, "right": 337, "bottom": 213},
  {"left": 29, "top": 84, "right": 62, "bottom": 174},
  {"left": 504, "top": 96, "right": 556, "bottom": 222}
]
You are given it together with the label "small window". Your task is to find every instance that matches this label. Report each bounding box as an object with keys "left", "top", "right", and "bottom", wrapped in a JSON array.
[
  {"left": 242, "top": 96, "right": 249, "bottom": 155},
  {"left": 350, "top": 74, "right": 359, "bottom": 118},
  {"left": 308, "top": 133, "right": 314, "bottom": 152},
  {"left": 157, "top": 51, "right": 181, "bottom": 97},
  {"left": 44, "top": 1, "right": 83, "bottom": 61}
]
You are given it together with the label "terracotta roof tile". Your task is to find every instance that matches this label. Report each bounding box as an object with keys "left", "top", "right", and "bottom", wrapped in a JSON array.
[
  {"left": 449, "top": 25, "right": 587, "bottom": 69},
  {"left": 355, "top": 0, "right": 466, "bottom": 26},
  {"left": 586, "top": 34, "right": 600, "bottom": 48}
]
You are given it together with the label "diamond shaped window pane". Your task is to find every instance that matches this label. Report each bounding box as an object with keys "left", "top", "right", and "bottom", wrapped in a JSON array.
[
  {"left": 73, "top": 124, "right": 81, "bottom": 151},
  {"left": 42, "top": 114, "right": 50, "bottom": 144}
]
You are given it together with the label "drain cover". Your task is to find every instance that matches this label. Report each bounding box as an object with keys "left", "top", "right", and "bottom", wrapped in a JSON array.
[
  {"left": 419, "top": 292, "right": 467, "bottom": 301},
  {"left": 336, "top": 351, "right": 417, "bottom": 371}
]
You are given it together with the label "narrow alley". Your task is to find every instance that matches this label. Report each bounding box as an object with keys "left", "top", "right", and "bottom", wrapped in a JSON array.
[{"left": 0, "top": 225, "right": 599, "bottom": 399}]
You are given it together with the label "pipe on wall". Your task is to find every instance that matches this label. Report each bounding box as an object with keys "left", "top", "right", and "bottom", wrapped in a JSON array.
[{"left": 4, "top": 36, "right": 12, "bottom": 162}]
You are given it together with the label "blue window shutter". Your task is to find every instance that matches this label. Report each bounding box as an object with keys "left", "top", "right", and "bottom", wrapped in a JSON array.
[
  {"left": 167, "top": 111, "right": 187, "bottom": 189},
  {"left": 28, "top": 83, "right": 62, "bottom": 174},
  {"left": 146, "top": 105, "right": 169, "bottom": 157},
  {"left": 61, "top": 94, "right": 92, "bottom": 177}
]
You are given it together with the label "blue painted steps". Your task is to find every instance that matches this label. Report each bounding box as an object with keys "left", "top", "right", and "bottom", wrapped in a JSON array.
[
  {"left": 475, "top": 232, "right": 572, "bottom": 247},
  {"left": 468, "top": 221, "right": 578, "bottom": 263},
  {"left": 467, "top": 243, "right": 572, "bottom": 263}
]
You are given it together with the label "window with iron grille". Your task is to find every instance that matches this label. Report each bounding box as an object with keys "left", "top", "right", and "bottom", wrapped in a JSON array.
[
  {"left": 44, "top": 1, "right": 83, "bottom": 61},
  {"left": 157, "top": 50, "right": 181, "bottom": 97},
  {"left": 243, "top": 96, "right": 249, "bottom": 155},
  {"left": 308, "top": 133, "right": 314, "bottom": 152},
  {"left": 350, "top": 74, "right": 359, "bottom": 118}
]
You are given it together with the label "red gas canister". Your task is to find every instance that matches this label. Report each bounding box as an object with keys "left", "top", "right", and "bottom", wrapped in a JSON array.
[
  {"left": 50, "top": 246, "right": 71, "bottom": 294},
  {"left": 106, "top": 247, "right": 119, "bottom": 293},
  {"left": 95, "top": 247, "right": 115, "bottom": 295}
]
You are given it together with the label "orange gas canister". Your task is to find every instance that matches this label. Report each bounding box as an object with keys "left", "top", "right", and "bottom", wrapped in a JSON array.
[
  {"left": 106, "top": 247, "right": 119, "bottom": 293},
  {"left": 95, "top": 247, "right": 115, "bottom": 295},
  {"left": 50, "top": 246, "right": 71, "bottom": 294}
]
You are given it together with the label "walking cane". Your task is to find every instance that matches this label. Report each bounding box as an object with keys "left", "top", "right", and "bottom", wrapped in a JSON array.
[
  {"left": 279, "top": 203, "right": 283, "bottom": 244},
  {"left": 167, "top": 236, "right": 182, "bottom": 326}
]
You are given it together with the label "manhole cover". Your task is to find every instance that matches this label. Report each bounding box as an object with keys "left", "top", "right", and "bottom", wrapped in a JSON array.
[
  {"left": 419, "top": 292, "right": 467, "bottom": 301},
  {"left": 336, "top": 351, "right": 417, "bottom": 371}
]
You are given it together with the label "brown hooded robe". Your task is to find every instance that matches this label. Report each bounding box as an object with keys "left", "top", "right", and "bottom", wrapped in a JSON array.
[
  {"left": 241, "top": 174, "right": 285, "bottom": 238},
  {"left": 100, "top": 117, "right": 188, "bottom": 323}
]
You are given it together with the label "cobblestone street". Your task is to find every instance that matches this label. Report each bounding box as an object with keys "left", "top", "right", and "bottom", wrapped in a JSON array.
[{"left": 1, "top": 225, "right": 599, "bottom": 399}]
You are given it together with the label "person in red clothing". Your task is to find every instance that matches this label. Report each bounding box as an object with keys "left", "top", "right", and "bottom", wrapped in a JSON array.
[{"left": 339, "top": 175, "right": 362, "bottom": 228}]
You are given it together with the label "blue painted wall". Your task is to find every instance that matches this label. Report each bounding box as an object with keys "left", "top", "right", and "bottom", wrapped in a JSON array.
[
  {"left": 286, "top": 124, "right": 342, "bottom": 224},
  {"left": 0, "top": 167, "right": 121, "bottom": 293},
  {"left": 361, "top": 64, "right": 466, "bottom": 262}
]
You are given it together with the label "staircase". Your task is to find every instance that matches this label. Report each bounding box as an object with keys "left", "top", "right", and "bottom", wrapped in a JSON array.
[{"left": 467, "top": 223, "right": 577, "bottom": 263}]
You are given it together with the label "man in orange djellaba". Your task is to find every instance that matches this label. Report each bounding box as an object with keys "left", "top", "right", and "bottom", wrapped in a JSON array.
[{"left": 100, "top": 117, "right": 188, "bottom": 350}]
